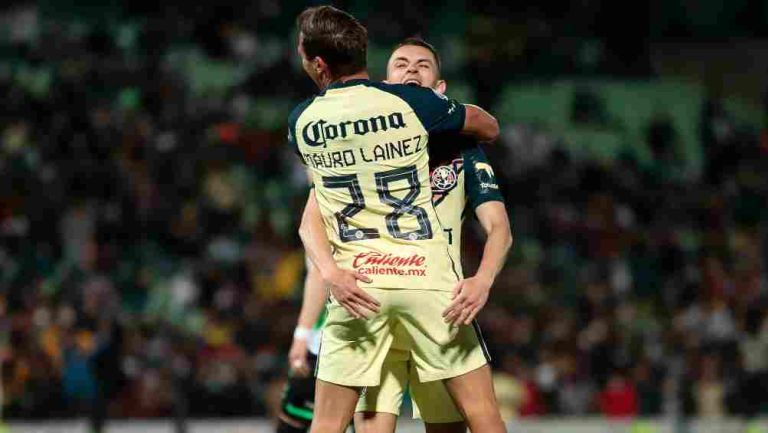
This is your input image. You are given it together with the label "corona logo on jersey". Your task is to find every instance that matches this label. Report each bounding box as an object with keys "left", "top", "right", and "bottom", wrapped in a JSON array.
[
  {"left": 352, "top": 251, "right": 427, "bottom": 276},
  {"left": 302, "top": 112, "right": 407, "bottom": 147},
  {"left": 474, "top": 161, "right": 499, "bottom": 190}
]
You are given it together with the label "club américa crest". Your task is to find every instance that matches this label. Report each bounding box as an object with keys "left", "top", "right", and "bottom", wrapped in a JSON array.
[
  {"left": 432, "top": 166, "right": 457, "bottom": 190},
  {"left": 430, "top": 158, "right": 463, "bottom": 205}
]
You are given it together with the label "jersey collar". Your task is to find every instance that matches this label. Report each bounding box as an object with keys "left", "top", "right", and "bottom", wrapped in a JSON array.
[{"left": 325, "top": 78, "right": 371, "bottom": 91}]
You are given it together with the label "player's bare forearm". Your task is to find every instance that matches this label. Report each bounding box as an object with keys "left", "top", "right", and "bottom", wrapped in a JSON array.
[
  {"left": 296, "top": 262, "right": 327, "bottom": 330},
  {"left": 298, "top": 190, "right": 340, "bottom": 278},
  {"left": 289, "top": 261, "right": 326, "bottom": 377},
  {"left": 443, "top": 201, "right": 512, "bottom": 325},
  {"left": 298, "top": 190, "right": 379, "bottom": 319},
  {"left": 462, "top": 104, "right": 500, "bottom": 143},
  {"left": 474, "top": 201, "right": 513, "bottom": 285}
]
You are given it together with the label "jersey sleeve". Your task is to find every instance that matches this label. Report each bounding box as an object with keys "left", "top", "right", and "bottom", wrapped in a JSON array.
[
  {"left": 374, "top": 83, "right": 466, "bottom": 134},
  {"left": 287, "top": 97, "right": 315, "bottom": 164},
  {"left": 463, "top": 145, "right": 504, "bottom": 210}
]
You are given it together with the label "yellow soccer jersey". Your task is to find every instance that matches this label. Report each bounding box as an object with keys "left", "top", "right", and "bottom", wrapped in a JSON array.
[
  {"left": 428, "top": 139, "right": 504, "bottom": 274},
  {"left": 289, "top": 79, "right": 466, "bottom": 291}
]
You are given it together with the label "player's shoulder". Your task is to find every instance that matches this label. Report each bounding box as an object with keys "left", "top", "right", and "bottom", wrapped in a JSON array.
[
  {"left": 368, "top": 82, "right": 461, "bottom": 131},
  {"left": 288, "top": 95, "right": 318, "bottom": 126},
  {"left": 463, "top": 144, "right": 503, "bottom": 206},
  {"left": 461, "top": 143, "right": 488, "bottom": 162},
  {"left": 462, "top": 144, "right": 496, "bottom": 177},
  {"left": 367, "top": 82, "right": 448, "bottom": 104},
  {"left": 288, "top": 96, "right": 318, "bottom": 148}
]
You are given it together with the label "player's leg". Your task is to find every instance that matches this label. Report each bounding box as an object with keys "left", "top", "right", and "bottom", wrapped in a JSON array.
[
  {"left": 443, "top": 365, "right": 505, "bottom": 433},
  {"left": 424, "top": 422, "right": 466, "bottom": 433},
  {"left": 353, "top": 412, "right": 397, "bottom": 433},
  {"left": 278, "top": 415, "right": 310, "bottom": 433},
  {"left": 353, "top": 348, "right": 410, "bottom": 433},
  {"left": 309, "top": 380, "right": 361, "bottom": 433},
  {"left": 277, "top": 355, "right": 318, "bottom": 433},
  {"left": 399, "top": 290, "right": 505, "bottom": 433},
  {"left": 312, "top": 289, "right": 394, "bottom": 433},
  {"left": 410, "top": 359, "right": 466, "bottom": 433}
]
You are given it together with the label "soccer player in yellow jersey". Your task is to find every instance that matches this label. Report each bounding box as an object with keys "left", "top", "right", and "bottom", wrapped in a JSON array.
[
  {"left": 283, "top": 38, "right": 512, "bottom": 433},
  {"left": 351, "top": 38, "right": 513, "bottom": 433},
  {"left": 290, "top": 6, "right": 506, "bottom": 433}
]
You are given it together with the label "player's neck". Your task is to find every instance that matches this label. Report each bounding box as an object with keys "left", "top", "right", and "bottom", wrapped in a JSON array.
[{"left": 324, "top": 71, "right": 370, "bottom": 89}]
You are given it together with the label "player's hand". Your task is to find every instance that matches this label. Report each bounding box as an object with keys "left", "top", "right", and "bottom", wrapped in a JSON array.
[
  {"left": 443, "top": 275, "right": 492, "bottom": 325},
  {"left": 324, "top": 267, "right": 379, "bottom": 320},
  {"left": 288, "top": 337, "right": 311, "bottom": 377}
]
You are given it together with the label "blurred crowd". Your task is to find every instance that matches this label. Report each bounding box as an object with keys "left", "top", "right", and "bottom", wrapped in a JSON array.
[
  {"left": 480, "top": 98, "right": 768, "bottom": 418},
  {"left": 1, "top": 0, "right": 768, "bottom": 423}
]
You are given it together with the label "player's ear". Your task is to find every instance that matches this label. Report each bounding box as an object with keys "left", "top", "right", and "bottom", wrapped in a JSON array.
[
  {"left": 435, "top": 80, "right": 447, "bottom": 95},
  {"left": 315, "top": 56, "right": 330, "bottom": 76}
]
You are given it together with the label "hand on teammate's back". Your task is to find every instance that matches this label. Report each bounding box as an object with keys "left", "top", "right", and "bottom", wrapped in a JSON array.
[
  {"left": 323, "top": 267, "right": 380, "bottom": 320},
  {"left": 443, "top": 275, "right": 492, "bottom": 325}
]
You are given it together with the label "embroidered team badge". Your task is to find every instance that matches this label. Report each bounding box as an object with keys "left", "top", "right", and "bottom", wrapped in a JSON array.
[
  {"left": 432, "top": 166, "right": 457, "bottom": 190},
  {"left": 431, "top": 158, "right": 463, "bottom": 205}
]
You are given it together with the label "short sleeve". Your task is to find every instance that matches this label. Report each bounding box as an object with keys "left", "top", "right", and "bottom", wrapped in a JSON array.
[
  {"left": 372, "top": 83, "right": 466, "bottom": 134},
  {"left": 287, "top": 96, "right": 316, "bottom": 164},
  {"left": 463, "top": 146, "right": 504, "bottom": 209}
]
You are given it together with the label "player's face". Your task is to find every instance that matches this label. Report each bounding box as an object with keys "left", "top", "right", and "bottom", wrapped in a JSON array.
[{"left": 387, "top": 45, "right": 445, "bottom": 93}]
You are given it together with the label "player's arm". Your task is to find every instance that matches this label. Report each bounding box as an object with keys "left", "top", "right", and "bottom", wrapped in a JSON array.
[
  {"left": 462, "top": 104, "right": 500, "bottom": 143},
  {"left": 297, "top": 189, "right": 344, "bottom": 284},
  {"left": 444, "top": 147, "right": 512, "bottom": 325},
  {"left": 474, "top": 201, "right": 513, "bottom": 285},
  {"left": 384, "top": 84, "right": 500, "bottom": 144},
  {"left": 298, "top": 190, "right": 380, "bottom": 319},
  {"left": 288, "top": 261, "right": 325, "bottom": 377},
  {"left": 443, "top": 202, "right": 512, "bottom": 325}
]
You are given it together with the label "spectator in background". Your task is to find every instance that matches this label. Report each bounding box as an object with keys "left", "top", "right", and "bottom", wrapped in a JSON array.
[
  {"left": 493, "top": 354, "right": 526, "bottom": 420},
  {"left": 694, "top": 354, "right": 725, "bottom": 417},
  {"left": 597, "top": 369, "right": 638, "bottom": 419},
  {"left": 557, "top": 352, "right": 594, "bottom": 416},
  {"left": 89, "top": 320, "right": 125, "bottom": 433},
  {"left": 633, "top": 358, "right": 663, "bottom": 415},
  {"left": 61, "top": 331, "right": 96, "bottom": 412},
  {"left": 737, "top": 309, "right": 768, "bottom": 417}
]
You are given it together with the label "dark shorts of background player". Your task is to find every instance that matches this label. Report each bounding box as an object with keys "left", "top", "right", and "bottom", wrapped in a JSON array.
[{"left": 280, "top": 353, "right": 318, "bottom": 427}]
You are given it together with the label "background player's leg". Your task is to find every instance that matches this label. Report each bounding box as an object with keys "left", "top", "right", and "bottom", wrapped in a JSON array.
[
  {"left": 353, "top": 347, "right": 408, "bottom": 433},
  {"left": 309, "top": 379, "right": 360, "bottom": 433},
  {"left": 353, "top": 412, "right": 397, "bottom": 433},
  {"left": 278, "top": 415, "right": 310, "bottom": 433},
  {"left": 410, "top": 360, "right": 465, "bottom": 432},
  {"left": 424, "top": 422, "right": 466, "bottom": 433},
  {"left": 277, "top": 355, "right": 318, "bottom": 433},
  {"left": 444, "top": 365, "right": 506, "bottom": 433}
]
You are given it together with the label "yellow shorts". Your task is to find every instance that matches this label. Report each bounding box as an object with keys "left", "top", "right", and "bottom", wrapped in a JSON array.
[
  {"left": 355, "top": 346, "right": 479, "bottom": 423},
  {"left": 316, "top": 288, "right": 489, "bottom": 388}
]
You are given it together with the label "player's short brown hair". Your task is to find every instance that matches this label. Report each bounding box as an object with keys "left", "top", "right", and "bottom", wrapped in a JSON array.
[
  {"left": 394, "top": 37, "right": 442, "bottom": 75},
  {"left": 297, "top": 6, "right": 368, "bottom": 78}
]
